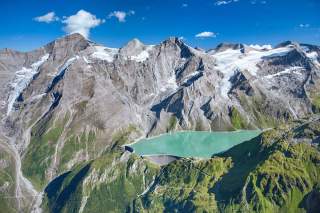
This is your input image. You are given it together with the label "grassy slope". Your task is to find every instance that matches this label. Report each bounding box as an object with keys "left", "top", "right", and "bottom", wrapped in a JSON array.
[
  {"left": 0, "top": 149, "right": 17, "bottom": 213},
  {"left": 42, "top": 150, "right": 159, "bottom": 213},
  {"left": 220, "top": 130, "right": 320, "bottom": 213},
  {"left": 42, "top": 127, "right": 159, "bottom": 213},
  {"left": 22, "top": 114, "right": 66, "bottom": 191},
  {"left": 58, "top": 130, "right": 96, "bottom": 174},
  {"left": 229, "top": 106, "right": 248, "bottom": 129},
  {"left": 83, "top": 152, "right": 158, "bottom": 213},
  {"left": 137, "top": 158, "right": 233, "bottom": 212},
  {"left": 309, "top": 87, "right": 320, "bottom": 112},
  {"left": 39, "top": 118, "right": 320, "bottom": 213},
  {"left": 137, "top": 122, "right": 320, "bottom": 213}
]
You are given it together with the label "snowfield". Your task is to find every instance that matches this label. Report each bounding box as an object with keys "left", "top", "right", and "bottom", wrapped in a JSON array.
[{"left": 211, "top": 46, "right": 294, "bottom": 98}]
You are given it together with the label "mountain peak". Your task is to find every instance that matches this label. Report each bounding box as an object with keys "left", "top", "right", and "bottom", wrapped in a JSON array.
[
  {"left": 119, "top": 38, "right": 147, "bottom": 57},
  {"left": 124, "top": 38, "right": 145, "bottom": 49},
  {"left": 51, "top": 33, "right": 89, "bottom": 46},
  {"left": 42, "top": 33, "right": 91, "bottom": 60},
  {"left": 215, "top": 43, "right": 245, "bottom": 52},
  {"left": 162, "top": 37, "right": 184, "bottom": 46},
  {"left": 62, "top": 33, "right": 87, "bottom": 41},
  {"left": 275, "top": 40, "right": 299, "bottom": 48}
]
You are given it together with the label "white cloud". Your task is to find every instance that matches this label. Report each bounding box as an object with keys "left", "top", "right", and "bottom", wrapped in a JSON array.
[
  {"left": 62, "top": 10, "right": 104, "bottom": 38},
  {"left": 128, "top": 10, "right": 135, "bottom": 15},
  {"left": 299, "top": 24, "right": 310, "bottom": 28},
  {"left": 195, "top": 31, "right": 217, "bottom": 38},
  {"left": 108, "top": 10, "right": 135, "bottom": 22},
  {"left": 215, "top": 0, "right": 239, "bottom": 6},
  {"left": 251, "top": 0, "right": 267, "bottom": 5},
  {"left": 182, "top": 3, "right": 188, "bottom": 7},
  {"left": 34, "top": 12, "right": 59, "bottom": 23}
]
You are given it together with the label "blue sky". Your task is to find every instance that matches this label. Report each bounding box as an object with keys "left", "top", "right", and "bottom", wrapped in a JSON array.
[{"left": 0, "top": 0, "right": 319, "bottom": 51}]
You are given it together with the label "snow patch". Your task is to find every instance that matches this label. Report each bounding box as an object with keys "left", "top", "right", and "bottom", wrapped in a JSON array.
[
  {"left": 306, "top": 51, "right": 320, "bottom": 66},
  {"left": 212, "top": 46, "right": 293, "bottom": 98},
  {"left": 131, "top": 50, "right": 149, "bottom": 62},
  {"left": 264, "top": 66, "right": 305, "bottom": 79},
  {"left": 91, "top": 46, "right": 118, "bottom": 62},
  {"left": 301, "top": 45, "right": 310, "bottom": 52},
  {"left": 181, "top": 71, "right": 203, "bottom": 85},
  {"left": 249, "top": 44, "right": 272, "bottom": 50},
  {"left": 160, "top": 74, "right": 179, "bottom": 92},
  {"left": 184, "top": 71, "right": 202, "bottom": 80},
  {"left": 57, "top": 56, "right": 79, "bottom": 75},
  {"left": 7, "top": 54, "right": 49, "bottom": 115},
  {"left": 82, "top": 56, "right": 90, "bottom": 64},
  {"left": 130, "top": 45, "right": 154, "bottom": 62},
  {"left": 306, "top": 51, "right": 318, "bottom": 59},
  {"left": 29, "top": 93, "right": 46, "bottom": 102},
  {"left": 300, "top": 45, "right": 320, "bottom": 66}
]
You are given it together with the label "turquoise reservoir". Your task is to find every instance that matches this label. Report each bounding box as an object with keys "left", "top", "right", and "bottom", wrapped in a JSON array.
[{"left": 129, "top": 130, "right": 262, "bottom": 158}]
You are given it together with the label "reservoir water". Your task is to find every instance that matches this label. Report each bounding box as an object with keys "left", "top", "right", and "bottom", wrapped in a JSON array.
[{"left": 129, "top": 130, "right": 262, "bottom": 158}]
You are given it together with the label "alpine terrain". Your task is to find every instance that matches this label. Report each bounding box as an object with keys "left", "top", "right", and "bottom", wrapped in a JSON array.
[{"left": 0, "top": 33, "right": 320, "bottom": 213}]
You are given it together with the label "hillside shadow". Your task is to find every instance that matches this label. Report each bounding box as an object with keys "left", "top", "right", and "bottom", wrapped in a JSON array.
[
  {"left": 44, "top": 163, "right": 91, "bottom": 213},
  {"left": 298, "top": 185, "right": 320, "bottom": 213},
  {"left": 210, "top": 135, "right": 274, "bottom": 205}
]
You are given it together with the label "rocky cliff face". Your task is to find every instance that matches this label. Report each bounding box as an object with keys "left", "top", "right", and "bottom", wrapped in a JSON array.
[{"left": 0, "top": 33, "right": 319, "bottom": 212}]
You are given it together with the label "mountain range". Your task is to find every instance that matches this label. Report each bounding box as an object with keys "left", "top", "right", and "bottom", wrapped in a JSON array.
[{"left": 0, "top": 33, "right": 319, "bottom": 212}]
